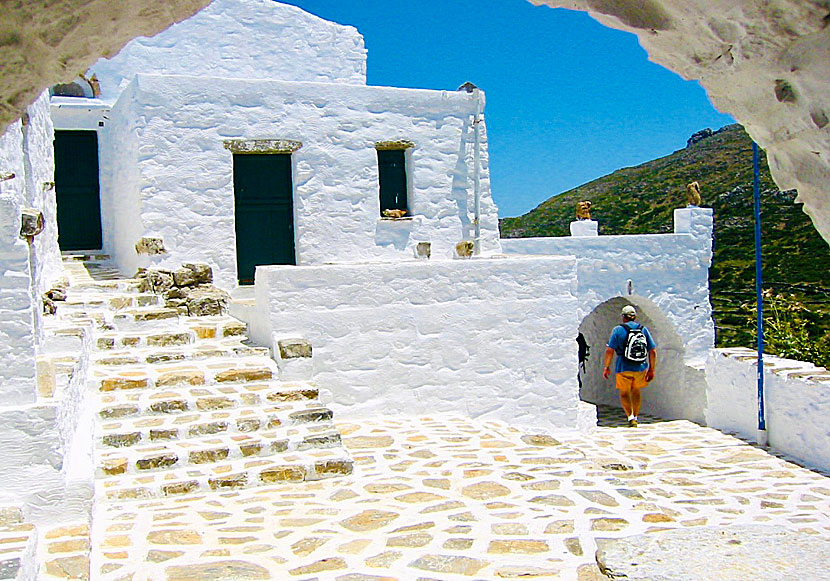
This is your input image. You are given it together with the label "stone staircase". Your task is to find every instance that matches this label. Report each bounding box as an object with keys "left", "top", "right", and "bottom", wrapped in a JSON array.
[{"left": 50, "top": 255, "right": 352, "bottom": 504}]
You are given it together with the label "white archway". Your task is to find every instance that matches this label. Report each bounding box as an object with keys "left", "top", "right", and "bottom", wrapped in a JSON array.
[{"left": 578, "top": 295, "right": 707, "bottom": 423}]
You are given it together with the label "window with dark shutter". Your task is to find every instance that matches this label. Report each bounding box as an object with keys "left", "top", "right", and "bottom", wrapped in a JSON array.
[{"left": 377, "top": 148, "right": 408, "bottom": 216}]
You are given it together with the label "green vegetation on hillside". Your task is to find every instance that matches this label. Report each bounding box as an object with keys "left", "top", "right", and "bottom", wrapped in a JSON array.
[{"left": 500, "top": 125, "right": 830, "bottom": 366}]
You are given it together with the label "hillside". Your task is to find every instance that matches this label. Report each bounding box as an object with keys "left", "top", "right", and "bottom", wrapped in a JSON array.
[{"left": 500, "top": 125, "right": 830, "bottom": 358}]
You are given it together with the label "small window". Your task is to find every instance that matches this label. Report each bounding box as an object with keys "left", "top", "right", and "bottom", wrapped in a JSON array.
[{"left": 377, "top": 148, "right": 408, "bottom": 217}]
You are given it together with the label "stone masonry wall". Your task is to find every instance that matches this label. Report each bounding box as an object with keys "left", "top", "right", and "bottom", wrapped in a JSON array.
[
  {"left": 254, "top": 256, "right": 581, "bottom": 431},
  {"left": 89, "top": 0, "right": 367, "bottom": 103},
  {"left": 706, "top": 348, "right": 830, "bottom": 473},
  {"left": 107, "top": 74, "right": 500, "bottom": 288}
]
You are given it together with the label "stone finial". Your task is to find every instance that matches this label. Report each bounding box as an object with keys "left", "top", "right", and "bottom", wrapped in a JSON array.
[
  {"left": 88, "top": 74, "right": 101, "bottom": 98},
  {"left": 415, "top": 242, "right": 431, "bottom": 259},
  {"left": 20, "top": 208, "right": 44, "bottom": 240},
  {"left": 455, "top": 240, "right": 474, "bottom": 258},
  {"left": 576, "top": 201, "right": 592, "bottom": 220},
  {"left": 278, "top": 339, "right": 312, "bottom": 360},
  {"left": 686, "top": 181, "right": 702, "bottom": 206},
  {"left": 382, "top": 209, "right": 407, "bottom": 219},
  {"left": 135, "top": 237, "right": 166, "bottom": 255}
]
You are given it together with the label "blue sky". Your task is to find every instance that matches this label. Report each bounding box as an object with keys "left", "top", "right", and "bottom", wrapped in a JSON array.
[{"left": 281, "top": 0, "right": 735, "bottom": 217}]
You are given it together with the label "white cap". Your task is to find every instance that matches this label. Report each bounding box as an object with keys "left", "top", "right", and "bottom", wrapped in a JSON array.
[{"left": 621, "top": 305, "right": 637, "bottom": 317}]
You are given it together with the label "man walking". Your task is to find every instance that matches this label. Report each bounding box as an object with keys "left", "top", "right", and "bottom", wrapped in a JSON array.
[{"left": 602, "top": 305, "right": 657, "bottom": 427}]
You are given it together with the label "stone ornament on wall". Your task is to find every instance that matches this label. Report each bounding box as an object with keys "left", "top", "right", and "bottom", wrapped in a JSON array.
[
  {"left": 19, "top": 208, "right": 45, "bottom": 241},
  {"left": 455, "top": 240, "right": 474, "bottom": 258},
  {"left": 576, "top": 201, "right": 592, "bottom": 220},
  {"left": 135, "top": 237, "right": 166, "bottom": 255},
  {"left": 686, "top": 181, "right": 702, "bottom": 207},
  {"left": 223, "top": 139, "right": 303, "bottom": 154},
  {"left": 375, "top": 140, "right": 415, "bottom": 151}
]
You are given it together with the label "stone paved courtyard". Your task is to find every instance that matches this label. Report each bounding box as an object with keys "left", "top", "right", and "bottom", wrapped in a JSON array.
[{"left": 89, "top": 408, "right": 830, "bottom": 580}]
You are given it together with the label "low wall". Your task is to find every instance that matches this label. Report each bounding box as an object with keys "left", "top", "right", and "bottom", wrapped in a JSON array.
[
  {"left": 254, "top": 256, "right": 581, "bottom": 430},
  {"left": 706, "top": 348, "right": 830, "bottom": 472},
  {"left": 0, "top": 110, "right": 37, "bottom": 406}
]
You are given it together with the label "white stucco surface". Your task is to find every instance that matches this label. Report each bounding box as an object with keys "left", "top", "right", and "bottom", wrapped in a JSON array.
[
  {"left": 501, "top": 208, "right": 714, "bottom": 422},
  {"left": 0, "top": 118, "right": 37, "bottom": 405},
  {"left": 104, "top": 74, "right": 500, "bottom": 288},
  {"left": 706, "top": 348, "right": 830, "bottom": 473},
  {"left": 254, "top": 256, "right": 581, "bottom": 431},
  {"left": 22, "top": 93, "right": 62, "bottom": 331},
  {"left": 89, "top": 0, "right": 367, "bottom": 103}
]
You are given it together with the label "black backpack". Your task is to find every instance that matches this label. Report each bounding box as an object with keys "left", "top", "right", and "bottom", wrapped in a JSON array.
[{"left": 619, "top": 323, "right": 648, "bottom": 363}]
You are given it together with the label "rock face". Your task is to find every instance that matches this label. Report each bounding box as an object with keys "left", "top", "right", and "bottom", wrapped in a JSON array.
[
  {"left": 2, "top": 0, "right": 829, "bottom": 244},
  {"left": 532, "top": 0, "right": 830, "bottom": 245},
  {"left": 0, "top": 1, "right": 210, "bottom": 131},
  {"left": 596, "top": 525, "right": 830, "bottom": 580}
]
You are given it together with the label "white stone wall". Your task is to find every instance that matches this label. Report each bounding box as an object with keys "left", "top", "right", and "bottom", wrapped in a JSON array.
[
  {"left": 501, "top": 208, "right": 714, "bottom": 421},
  {"left": 106, "top": 74, "right": 501, "bottom": 288},
  {"left": 22, "top": 93, "right": 63, "bottom": 328},
  {"left": 0, "top": 117, "right": 37, "bottom": 405},
  {"left": 706, "top": 348, "right": 830, "bottom": 473},
  {"left": 254, "top": 256, "right": 581, "bottom": 431},
  {"left": 89, "top": 0, "right": 367, "bottom": 103},
  {"left": 98, "top": 83, "right": 144, "bottom": 277}
]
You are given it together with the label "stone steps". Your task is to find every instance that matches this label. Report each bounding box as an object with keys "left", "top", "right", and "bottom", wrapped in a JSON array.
[
  {"left": 93, "top": 358, "right": 278, "bottom": 393},
  {"left": 97, "top": 380, "right": 320, "bottom": 420},
  {"left": 97, "top": 397, "right": 333, "bottom": 450},
  {"left": 50, "top": 255, "right": 352, "bottom": 506},
  {"left": 98, "top": 447, "right": 352, "bottom": 501},
  {"left": 92, "top": 340, "right": 269, "bottom": 367},
  {"left": 0, "top": 523, "right": 36, "bottom": 581},
  {"left": 97, "top": 421, "right": 341, "bottom": 476},
  {"left": 94, "top": 319, "right": 246, "bottom": 351},
  {"left": 60, "top": 292, "right": 160, "bottom": 312}
]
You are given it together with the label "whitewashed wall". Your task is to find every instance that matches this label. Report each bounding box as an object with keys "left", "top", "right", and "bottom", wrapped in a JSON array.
[
  {"left": 502, "top": 208, "right": 714, "bottom": 421},
  {"left": 98, "top": 83, "right": 143, "bottom": 276},
  {"left": 706, "top": 348, "right": 830, "bottom": 472},
  {"left": 89, "top": 0, "right": 367, "bottom": 103},
  {"left": 0, "top": 116, "right": 37, "bottom": 405},
  {"left": 254, "top": 256, "right": 581, "bottom": 430},
  {"left": 107, "top": 74, "right": 501, "bottom": 288},
  {"left": 22, "top": 93, "right": 63, "bottom": 328}
]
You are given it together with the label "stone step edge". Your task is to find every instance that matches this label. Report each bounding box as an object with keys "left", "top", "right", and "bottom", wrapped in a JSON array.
[
  {"left": 97, "top": 399, "right": 329, "bottom": 441},
  {"left": 95, "top": 365, "right": 283, "bottom": 392},
  {"left": 97, "top": 454, "right": 354, "bottom": 501},
  {"left": 95, "top": 424, "right": 342, "bottom": 477},
  {"left": 91, "top": 344, "right": 270, "bottom": 366}
]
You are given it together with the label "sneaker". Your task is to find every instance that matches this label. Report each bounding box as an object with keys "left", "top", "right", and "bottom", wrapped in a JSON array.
[{"left": 627, "top": 418, "right": 638, "bottom": 428}]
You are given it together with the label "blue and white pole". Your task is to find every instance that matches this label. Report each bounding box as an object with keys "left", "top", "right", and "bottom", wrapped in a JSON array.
[{"left": 753, "top": 142, "right": 767, "bottom": 442}]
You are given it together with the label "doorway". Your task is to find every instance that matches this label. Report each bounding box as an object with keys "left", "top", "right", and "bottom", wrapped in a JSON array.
[
  {"left": 233, "top": 153, "right": 296, "bottom": 285},
  {"left": 54, "top": 130, "right": 102, "bottom": 250}
]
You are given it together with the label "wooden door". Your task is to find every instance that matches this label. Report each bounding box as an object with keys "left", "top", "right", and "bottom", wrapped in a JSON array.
[
  {"left": 233, "top": 154, "right": 296, "bottom": 285},
  {"left": 54, "top": 131, "right": 102, "bottom": 250}
]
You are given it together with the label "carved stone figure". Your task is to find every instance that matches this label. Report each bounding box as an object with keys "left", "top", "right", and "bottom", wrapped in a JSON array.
[
  {"left": 382, "top": 209, "right": 407, "bottom": 219},
  {"left": 686, "top": 181, "right": 702, "bottom": 206},
  {"left": 576, "top": 201, "right": 592, "bottom": 220}
]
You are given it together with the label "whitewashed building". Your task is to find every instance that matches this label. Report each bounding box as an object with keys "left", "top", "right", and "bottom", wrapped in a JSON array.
[{"left": 0, "top": 0, "right": 751, "bottom": 528}]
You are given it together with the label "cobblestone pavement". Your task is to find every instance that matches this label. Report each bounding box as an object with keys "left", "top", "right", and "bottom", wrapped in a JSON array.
[{"left": 91, "top": 409, "right": 830, "bottom": 580}]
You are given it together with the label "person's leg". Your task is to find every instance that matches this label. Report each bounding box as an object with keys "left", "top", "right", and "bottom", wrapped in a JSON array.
[
  {"left": 616, "top": 373, "right": 634, "bottom": 418},
  {"left": 631, "top": 371, "right": 648, "bottom": 418}
]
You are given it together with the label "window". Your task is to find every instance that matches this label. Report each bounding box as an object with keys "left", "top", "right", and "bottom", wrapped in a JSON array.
[{"left": 376, "top": 143, "right": 411, "bottom": 218}]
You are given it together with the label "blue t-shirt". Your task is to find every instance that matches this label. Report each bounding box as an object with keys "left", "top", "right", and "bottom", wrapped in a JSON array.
[{"left": 607, "top": 322, "right": 656, "bottom": 373}]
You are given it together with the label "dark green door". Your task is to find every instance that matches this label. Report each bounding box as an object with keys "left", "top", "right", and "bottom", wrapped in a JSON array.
[
  {"left": 233, "top": 154, "right": 296, "bottom": 285},
  {"left": 54, "top": 131, "right": 103, "bottom": 250}
]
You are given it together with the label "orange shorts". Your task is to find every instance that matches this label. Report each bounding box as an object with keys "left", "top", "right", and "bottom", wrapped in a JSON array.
[{"left": 615, "top": 371, "right": 649, "bottom": 391}]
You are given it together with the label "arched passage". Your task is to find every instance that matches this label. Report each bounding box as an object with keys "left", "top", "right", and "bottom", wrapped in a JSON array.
[{"left": 578, "top": 295, "right": 707, "bottom": 423}]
